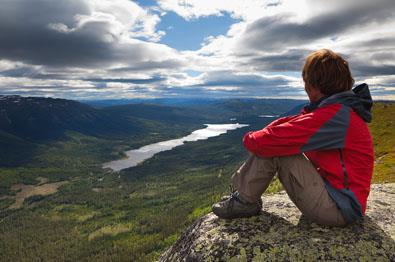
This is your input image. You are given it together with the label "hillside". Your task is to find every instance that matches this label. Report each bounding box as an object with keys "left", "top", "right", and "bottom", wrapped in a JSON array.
[
  {"left": 0, "top": 96, "right": 116, "bottom": 140},
  {"left": 0, "top": 99, "right": 393, "bottom": 261},
  {"left": 0, "top": 95, "right": 209, "bottom": 141},
  {"left": 369, "top": 102, "right": 395, "bottom": 183},
  {"left": 0, "top": 96, "right": 211, "bottom": 166},
  {"left": 0, "top": 96, "right": 304, "bottom": 167}
]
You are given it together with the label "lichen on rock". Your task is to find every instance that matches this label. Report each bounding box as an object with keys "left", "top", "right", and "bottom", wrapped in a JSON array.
[{"left": 160, "top": 184, "right": 395, "bottom": 261}]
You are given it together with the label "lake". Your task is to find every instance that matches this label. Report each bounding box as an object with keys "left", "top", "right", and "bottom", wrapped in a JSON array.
[{"left": 103, "top": 123, "right": 249, "bottom": 172}]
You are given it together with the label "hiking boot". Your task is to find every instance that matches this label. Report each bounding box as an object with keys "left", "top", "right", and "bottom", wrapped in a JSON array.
[
  {"left": 220, "top": 185, "right": 263, "bottom": 207},
  {"left": 212, "top": 191, "right": 261, "bottom": 219},
  {"left": 220, "top": 194, "right": 263, "bottom": 207}
]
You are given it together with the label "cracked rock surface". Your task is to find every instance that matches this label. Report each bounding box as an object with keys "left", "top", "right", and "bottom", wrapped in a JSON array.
[{"left": 160, "top": 183, "right": 395, "bottom": 261}]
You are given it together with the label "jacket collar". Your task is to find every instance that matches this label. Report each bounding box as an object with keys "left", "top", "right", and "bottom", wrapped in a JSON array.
[
  {"left": 303, "top": 95, "right": 329, "bottom": 112},
  {"left": 318, "top": 83, "right": 373, "bottom": 122}
]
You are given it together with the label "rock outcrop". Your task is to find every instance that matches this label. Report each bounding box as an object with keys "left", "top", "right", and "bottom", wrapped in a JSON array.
[{"left": 160, "top": 183, "right": 395, "bottom": 261}]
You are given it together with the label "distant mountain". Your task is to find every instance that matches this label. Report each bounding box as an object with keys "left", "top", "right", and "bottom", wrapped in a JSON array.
[
  {"left": 0, "top": 96, "right": 306, "bottom": 142},
  {"left": 204, "top": 99, "right": 306, "bottom": 119},
  {"left": 102, "top": 103, "right": 208, "bottom": 125},
  {"left": 82, "top": 98, "right": 306, "bottom": 114},
  {"left": 0, "top": 95, "right": 144, "bottom": 141},
  {"left": 82, "top": 98, "right": 220, "bottom": 108},
  {"left": 0, "top": 95, "right": 305, "bottom": 166},
  {"left": 280, "top": 102, "right": 307, "bottom": 116},
  {"left": 0, "top": 95, "right": 212, "bottom": 166}
]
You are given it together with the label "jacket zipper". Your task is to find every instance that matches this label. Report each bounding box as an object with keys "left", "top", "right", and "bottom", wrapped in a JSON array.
[{"left": 338, "top": 148, "right": 349, "bottom": 189}]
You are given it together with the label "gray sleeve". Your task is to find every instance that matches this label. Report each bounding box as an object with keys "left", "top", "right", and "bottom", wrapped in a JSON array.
[{"left": 301, "top": 105, "right": 350, "bottom": 152}]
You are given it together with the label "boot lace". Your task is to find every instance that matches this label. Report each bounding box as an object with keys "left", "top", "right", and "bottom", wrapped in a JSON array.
[{"left": 226, "top": 185, "right": 239, "bottom": 213}]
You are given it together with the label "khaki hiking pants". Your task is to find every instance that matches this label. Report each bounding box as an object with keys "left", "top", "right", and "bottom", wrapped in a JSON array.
[{"left": 232, "top": 153, "right": 346, "bottom": 226}]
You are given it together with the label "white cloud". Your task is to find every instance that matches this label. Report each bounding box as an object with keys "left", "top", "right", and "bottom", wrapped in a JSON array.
[
  {"left": 183, "top": 0, "right": 395, "bottom": 97},
  {"left": 0, "top": 0, "right": 394, "bottom": 99},
  {"left": 90, "top": 0, "right": 164, "bottom": 41},
  {"left": 157, "top": 0, "right": 310, "bottom": 22}
]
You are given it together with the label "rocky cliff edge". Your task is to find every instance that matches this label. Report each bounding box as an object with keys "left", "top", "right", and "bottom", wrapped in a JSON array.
[{"left": 160, "top": 183, "right": 395, "bottom": 261}]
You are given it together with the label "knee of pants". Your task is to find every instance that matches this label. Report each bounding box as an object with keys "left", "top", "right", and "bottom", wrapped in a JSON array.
[
  {"left": 277, "top": 154, "right": 312, "bottom": 169},
  {"left": 312, "top": 205, "right": 348, "bottom": 227}
]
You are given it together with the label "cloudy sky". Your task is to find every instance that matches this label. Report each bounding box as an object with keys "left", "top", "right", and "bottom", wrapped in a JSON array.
[{"left": 0, "top": 0, "right": 394, "bottom": 100}]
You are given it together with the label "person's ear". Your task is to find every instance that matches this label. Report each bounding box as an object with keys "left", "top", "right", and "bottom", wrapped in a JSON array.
[{"left": 305, "top": 83, "right": 312, "bottom": 93}]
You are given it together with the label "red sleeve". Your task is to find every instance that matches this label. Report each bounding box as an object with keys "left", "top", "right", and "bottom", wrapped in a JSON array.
[
  {"left": 265, "top": 115, "right": 299, "bottom": 128},
  {"left": 243, "top": 104, "right": 345, "bottom": 158}
]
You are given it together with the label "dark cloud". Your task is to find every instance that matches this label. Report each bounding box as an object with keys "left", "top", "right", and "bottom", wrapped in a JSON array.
[
  {"left": 86, "top": 76, "right": 166, "bottom": 84},
  {"left": 0, "top": 0, "right": 181, "bottom": 69},
  {"left": 108, "top": 59, "right": 185, "bottom": 72},
  {"left": 345, "top": 48, "right": 395, "bottom": 77},
  {"left": 0, "top": 82, "right": 160, "bottom": 100},
  {"left": 240, "top": 0, "right": 394, "bottom": 51},
  {"left": 195, "top": 70, "right": 293, "bottom": 87},
  {"left": 242, "top": 49, "right": 310, "bottom": 72},
  {"left": 169, "top": 70, "right": 305, "bottom": 98},
  {"left": 347, "top": 37, "right": 395, "bottom": 50},
  {"left": 351, "top": 64, "right": 395, "bottom": 77},
  {"left": 0, "top": 0, "right": 96, "bottom": 66},
  {"left": 164, "top": 84, "right": 304, "bottom": 98},
  {"left": 231, "top": 0, "right": 395, "bottom": 79},
  {"left": 0, "top": 66, "right": 41, "bottom": 78}
]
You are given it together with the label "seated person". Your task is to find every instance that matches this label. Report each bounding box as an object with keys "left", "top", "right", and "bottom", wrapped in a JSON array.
[{"left": 212, "top": 49, "right": 374, "bottom": 226}]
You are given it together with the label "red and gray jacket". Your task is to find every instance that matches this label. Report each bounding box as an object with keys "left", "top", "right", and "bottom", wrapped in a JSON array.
[{"left": 243, "top": 84, "right": 374, "bottom": 222}]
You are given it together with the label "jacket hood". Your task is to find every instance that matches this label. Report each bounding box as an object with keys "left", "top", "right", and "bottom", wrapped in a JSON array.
[{"left": 318, "top": 83, "right": 373, "bottom": 122}]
